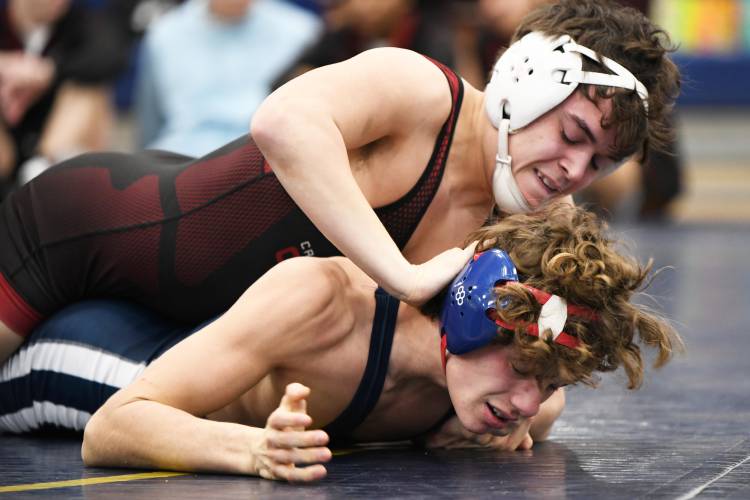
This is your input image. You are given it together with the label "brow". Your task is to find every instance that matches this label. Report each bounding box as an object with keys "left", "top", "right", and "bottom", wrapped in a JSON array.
[
  {"left": 569, "top": 113, "right": 597, "bottom": 145},
  {"left": 569, "top": 112, "right": 620, "bottom": 165}
]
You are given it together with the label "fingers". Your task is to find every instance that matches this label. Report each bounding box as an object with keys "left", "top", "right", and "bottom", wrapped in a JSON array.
[
  {"left": 435, "top": 241, "right": 477, "bottom": 272},
  {"left": 260, "top": 463, "right": 328, "bottom": 483},
  {"left": 422, "top": 415, "right": 536, "bottom": 451},
  {"left": 267, "top": 409, "right": 313, "bottom": 431},
  {"left": 266, "top": 444, "right": 332, "bottom": 465},
  {"left": 279, "top": 382, "right": 309, "bottom": 415},
  {"left": 519, "top": 433, "right": 534, "bottom": 450},
  {"left": 406, "top": 242, "right": 479, "bottom": 306},
  {"left": 266, "top": 428, "right": 329, "bottom": 449},
  {"left": 257, "top": 383, "right": 331, "bottom": 483},
  {"left": 464, "top": 240, "right": 479, "bottom": 257}
]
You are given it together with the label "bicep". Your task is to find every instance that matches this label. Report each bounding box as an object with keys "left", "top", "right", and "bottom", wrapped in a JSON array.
[
  {"left": 109, "top": 259, "right": 342, "bottom": 417},
  {"left": 258, "top": 48, "right": 451, "bottom": 150},
  {"left": 109, "top": 312, "right": 272, "bottom": 418}
]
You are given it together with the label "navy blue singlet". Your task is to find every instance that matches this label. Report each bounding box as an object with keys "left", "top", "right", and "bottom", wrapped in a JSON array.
[
  {"left": 323, "top": 287, "right": 399, "bottom": 439},
  {"left": 0, "top": 289, "right": 400, "bottom": 437}
]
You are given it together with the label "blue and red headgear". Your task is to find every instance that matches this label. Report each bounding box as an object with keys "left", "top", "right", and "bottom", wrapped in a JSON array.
[{"left": 439, "top": 250, "right": 598, "bottom": 367}]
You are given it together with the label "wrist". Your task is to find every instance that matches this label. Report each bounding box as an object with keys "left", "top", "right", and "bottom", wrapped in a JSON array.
[
  {"left": 386, "top": 261, "right": 417, "bottom": 302},
  {"left": 238, "top": 426, "right": 267, "bottom": 476}
]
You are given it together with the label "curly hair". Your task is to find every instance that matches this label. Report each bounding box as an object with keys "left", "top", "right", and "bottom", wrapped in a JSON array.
[
  {"left": 466, "top": 203, "right": 682, "bottom": 390},
  {"left": 511, "top": 0, "right": 681, "bottom": 163}
]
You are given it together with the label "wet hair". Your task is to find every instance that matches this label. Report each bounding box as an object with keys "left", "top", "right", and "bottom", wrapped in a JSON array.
[
  {"left": 468, "top": 203, "right": 682, "bottom": 390},
  {"left": 511, "top": 0, "right": 681, "bottom": 163}
]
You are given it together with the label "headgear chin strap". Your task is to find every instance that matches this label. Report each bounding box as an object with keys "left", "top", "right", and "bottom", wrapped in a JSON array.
[
  {"left": 485, "top": 32, "right": 650, "bottom": 213},
  {"left": 439, "top": 249, "right": 598, "bottom": 368}
]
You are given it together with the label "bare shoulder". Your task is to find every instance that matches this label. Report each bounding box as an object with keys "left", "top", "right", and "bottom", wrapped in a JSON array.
[
  {"left": 229, "top": 257, "right": 365, "bottom": 357},
  {"left": 344, "top": 48, "right": 453, "bottom": 127},
  {"left": 347, "top": 47, "right": 449, "bottom": 89},
  {"left": 255, "top": 256, "right": 356, "bottom": 306},
  {"left": 268, "top": 47, "right": 453, "bottom": 140}
]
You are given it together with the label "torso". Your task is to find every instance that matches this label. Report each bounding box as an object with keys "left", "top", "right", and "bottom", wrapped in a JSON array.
[
  {"left": 0, "top": 54, "right": 494, "bottom": 334},
  {"left": 352, "top": 78, "right": 493, "bottom": 264},
  {"left": 208, "top": 258, "right": 452, "bottom": 441}
]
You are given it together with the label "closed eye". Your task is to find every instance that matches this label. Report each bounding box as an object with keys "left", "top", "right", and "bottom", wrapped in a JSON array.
[
  {"left": 560, "top": 130, "right": 581, "bottom": 145},
  {"left": 511, "top": 362, "right": 532, "bottom": 377}
]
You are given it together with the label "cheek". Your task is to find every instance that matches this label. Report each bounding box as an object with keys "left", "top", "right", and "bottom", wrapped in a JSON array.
[
  {"left": 445, "top": 358, "right": 481, "bottom": 406},
  {"left": 510, "top": 129, "right": 562, "bottom": 169}
]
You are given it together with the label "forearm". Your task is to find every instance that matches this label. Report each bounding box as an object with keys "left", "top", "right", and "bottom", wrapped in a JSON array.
[
  {"left": 251, "top": 106, "right": 412, "bottom": 299},
  {"left": 83, "top": 399, "right": 263, "bottom": 475},
  {"left": 529, "top": 388, "right": 565, "bottom": 442}
]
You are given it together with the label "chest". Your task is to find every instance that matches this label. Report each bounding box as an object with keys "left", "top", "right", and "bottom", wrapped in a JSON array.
[
  {"left": 349, "top": 132, "right": 438, "bottom": 209},
  {"left": 350, "top": 132, "right": 492, "bottom": 264},
  {"left": 210, "top": 306, "right": 377, "bottom": 429}
]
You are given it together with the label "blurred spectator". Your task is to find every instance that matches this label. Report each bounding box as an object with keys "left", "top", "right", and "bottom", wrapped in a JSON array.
[
  {"left": 460, "top": 0, "right": 682, "bottom": 222},
  {"left": 272, "top": 0, "right": 456, "bottom": 89},
  {"left": 470, "top": 0, "right": 550, "bottom": 87},
  {"left": 0, "top": 0, "right": 134, "bottom": 197},
  {"left": 136, "top": 0, "right": 322, "bottom": 157}
]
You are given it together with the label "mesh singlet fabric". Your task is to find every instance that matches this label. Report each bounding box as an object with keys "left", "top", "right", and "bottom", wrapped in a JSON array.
[{"left": 0, "top": 60, "right": 464, "bottom": 336}]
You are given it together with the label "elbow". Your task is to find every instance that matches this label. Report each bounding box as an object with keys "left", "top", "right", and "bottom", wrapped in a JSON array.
[
  {"left": 252, "top": 90, "right": 331, "bottom": 164},
  {"left": 81, "top": 418, "right": 100, "bottom": 465},
  {"left": 81, "top": 411, "right": 111, "bottom": 466},
  {"left": 250, "top": 95, "right": 293, "bottom": 155}
]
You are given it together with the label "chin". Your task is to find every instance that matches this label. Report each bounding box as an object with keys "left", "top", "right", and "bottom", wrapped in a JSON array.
[{"left": 454, "top": 408, "right": 483, "bottom": 435}]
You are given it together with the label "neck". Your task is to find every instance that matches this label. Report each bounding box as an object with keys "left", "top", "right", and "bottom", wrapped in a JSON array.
[
  {"left": 389, "top": 303, "right": 447, "bottom": 390},
  {"left": 460, "top": 84, "right": 497, "bottom": 208}
]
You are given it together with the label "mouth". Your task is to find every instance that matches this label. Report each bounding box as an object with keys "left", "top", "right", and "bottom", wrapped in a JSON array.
[
  {"left": 485, "top": 402, "right": 516, "bottom": 431},
  {"left": 534, "top": 168, "right": 560, "bottom": 196}
]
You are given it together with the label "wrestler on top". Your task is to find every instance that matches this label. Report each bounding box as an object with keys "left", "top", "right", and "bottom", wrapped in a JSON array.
[{"left": 0, "top": 0, "right": 679, "bottom": 365}]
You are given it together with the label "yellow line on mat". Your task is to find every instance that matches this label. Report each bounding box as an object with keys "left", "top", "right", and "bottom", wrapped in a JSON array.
[
  {"left": 0, "top": 471, "right": 187, "bottom": 493},
  {"left": 1, "top": 448, "right": 368, "bottom": 492}
]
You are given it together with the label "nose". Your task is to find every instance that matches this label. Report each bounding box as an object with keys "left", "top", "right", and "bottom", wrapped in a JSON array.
[
  {"left": 559, "top": 151, "right": 592, "bottom": 190},
  {"left": 510, "top": 379, "right": 543, "bottom": 418}
]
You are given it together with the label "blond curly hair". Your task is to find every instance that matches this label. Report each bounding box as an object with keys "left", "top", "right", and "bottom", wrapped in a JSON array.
[{"left": 467, "top": 203, "right": 682, "bottom": 389}]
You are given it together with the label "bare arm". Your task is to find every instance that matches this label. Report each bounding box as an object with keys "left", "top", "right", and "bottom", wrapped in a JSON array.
[
  {"left": 251, "top": 48, "right": 475, "bottom": 305},
  {"left": 529, "top": 388, "right": 565, "bottom": 442},
  {"left": 82, "top": 259, "right": 341, "bottom": 481}
]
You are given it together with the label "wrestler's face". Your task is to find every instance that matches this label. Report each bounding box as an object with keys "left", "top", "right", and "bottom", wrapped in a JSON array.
[
  {"left": 507, "top": 91, "right": 619, "bottom": 209},
  {"left": 445, "top": 344, "right": 560, "bottom": 436}
]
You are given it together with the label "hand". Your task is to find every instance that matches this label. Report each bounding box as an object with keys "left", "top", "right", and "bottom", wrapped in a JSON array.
[
  {"left": 422, "top": 415, "right": 534, "bottom": 451},
  {"left": 0, "top": 52, "right": 55, "bottom": 125},
  {"left": 401, "top": 241, "right": 478, "bottom": 306},
  {"left": 253, "top": 383, "right": 332, "bottom": 482}
]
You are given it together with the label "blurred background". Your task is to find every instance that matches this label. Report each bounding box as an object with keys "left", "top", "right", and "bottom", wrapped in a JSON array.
[{"left": 1, "top": 0, "right": 748, "bottom": 224}]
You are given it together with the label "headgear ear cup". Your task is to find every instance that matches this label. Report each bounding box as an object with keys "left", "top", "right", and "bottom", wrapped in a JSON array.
[
  {"left": 440, "top": 250, "right": 598, "bottom": 359},
  {"left": 485, "top": 34, "right": 581, "bottom": 131},
  {"left": 440, "top": 249, "right": 518, "bottom": 355}
]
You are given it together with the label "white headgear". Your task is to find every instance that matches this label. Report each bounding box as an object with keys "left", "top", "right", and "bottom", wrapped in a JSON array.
[{"left": 485, "top": 32, "right": 649, "bottom": 213}]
